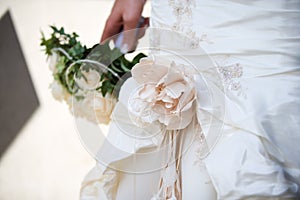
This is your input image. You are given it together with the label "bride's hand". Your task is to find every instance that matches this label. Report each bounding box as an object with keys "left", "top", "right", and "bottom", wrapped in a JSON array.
[{"left": 100, "top": 0, "right": 149, "bottom": 51}]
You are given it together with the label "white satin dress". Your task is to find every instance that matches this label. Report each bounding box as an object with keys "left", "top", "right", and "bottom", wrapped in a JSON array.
[{"left": 80, "top": 0, "right": 300, "bottom": 199}]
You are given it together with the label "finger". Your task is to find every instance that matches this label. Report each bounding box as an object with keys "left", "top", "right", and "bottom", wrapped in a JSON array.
[
  {"left": 121, "top": 14, "right": 141, "bottom": 52},
  {"left": 137, "top": 17, "right": 149, "bottom": 39},
  {"left": 100, "top": 14, "right": 122, "bottom": 43}
]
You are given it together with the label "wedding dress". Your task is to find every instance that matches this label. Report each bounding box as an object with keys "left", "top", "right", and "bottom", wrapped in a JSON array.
[{"left": 80, "top": 0, "right": 300, "bottom": 199}]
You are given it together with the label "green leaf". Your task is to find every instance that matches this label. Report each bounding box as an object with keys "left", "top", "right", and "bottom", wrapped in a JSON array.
[
  {"left": 132, "top": 53, "right": 146, "bottom": 65},
  {"left": 75, "top": 95, "right": 85, "bottom": 101},
  {"left": 110, "top": 62, "right": 123, "bottom": 73},
  {"left": 120, "top": 59, "right": 131, "bottom": 72},
  {"left": 101, "top": 80, "right": 114, "bottom": 96},
  {"left": 110, "top": 47, "right": 122, "bottom": 63}
]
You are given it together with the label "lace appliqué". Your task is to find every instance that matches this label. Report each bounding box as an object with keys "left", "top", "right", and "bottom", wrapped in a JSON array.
[
  {"left": 168, "top": 0, "right": 200, "bottom": 48},
  {"left": 150, "top": 0, "right": 213, "bottom": 49}
]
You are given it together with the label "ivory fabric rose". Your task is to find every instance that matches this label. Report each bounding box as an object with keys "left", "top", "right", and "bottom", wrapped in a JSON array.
[{"left": 128, "top": 57, "right": 197, "bottom": 130}]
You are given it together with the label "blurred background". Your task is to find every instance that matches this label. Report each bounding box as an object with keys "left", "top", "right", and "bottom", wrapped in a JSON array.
[{"left": 0, "top": 0, "right": 150, "bottom": 199}]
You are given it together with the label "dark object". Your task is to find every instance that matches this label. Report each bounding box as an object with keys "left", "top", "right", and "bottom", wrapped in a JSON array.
[{"left": 0, "top": 10, "right": 39, "bottom": 157}]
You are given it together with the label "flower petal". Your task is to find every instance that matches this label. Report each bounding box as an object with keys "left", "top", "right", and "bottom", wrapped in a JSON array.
[
  {"left": 164, "top": 82, "right": 186, "bottom": 99},
  {"left": 176, "top": 86, "right": 195, "bottom": 111},
  {"left": 158, "top": 93, "right": 174, "bottom": 104},
  {"left": 138, "top": 84, "right": 157, "bottom": 102},
  {"left": 132, "top": 58, "right": 168, "bottom": 84},
  {"left": 158, "top": 70, "right": 183, "bottom": 86},
  {"left": 164, "top": 102, "right": 196, "bottom": 130}
]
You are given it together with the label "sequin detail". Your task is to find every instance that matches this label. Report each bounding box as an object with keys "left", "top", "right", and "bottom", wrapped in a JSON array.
[{"left": 217, "top": 63, "right": 246, "bottom": 97}]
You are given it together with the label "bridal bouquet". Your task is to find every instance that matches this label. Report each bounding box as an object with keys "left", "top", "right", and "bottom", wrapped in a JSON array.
[{"left": 40, "top": 26, "right": 146, "bottom": 124}]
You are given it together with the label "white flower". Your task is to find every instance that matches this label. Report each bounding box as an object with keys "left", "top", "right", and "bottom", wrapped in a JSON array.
[
  {"left": 50, "top": 80, "right": 70, "bottom": 102},
  {"left": 68, "top": 91, "right": 116, "bottom": 125},
  {"left": 93, "top": 93, "right": 116, "bottom": 124},
  {"left": 128, "top": 57, "right": 197, "bottom": 130},
  {"left": 76, "top": 69, "right": 101, "bottom": 90}
]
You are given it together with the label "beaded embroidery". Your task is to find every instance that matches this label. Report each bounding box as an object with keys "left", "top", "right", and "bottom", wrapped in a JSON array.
[
  {"left": 193, "top": 122, "right": 209, "bottom": 167},
  {"left": 217, "top": 63, "right": 246, "bottom": 97},
  {"left": 213, "top": 55, "right": 246, "bottom": 97},
  {"left": 168, "top": 0, "right": 200, "bottom": 48}
]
